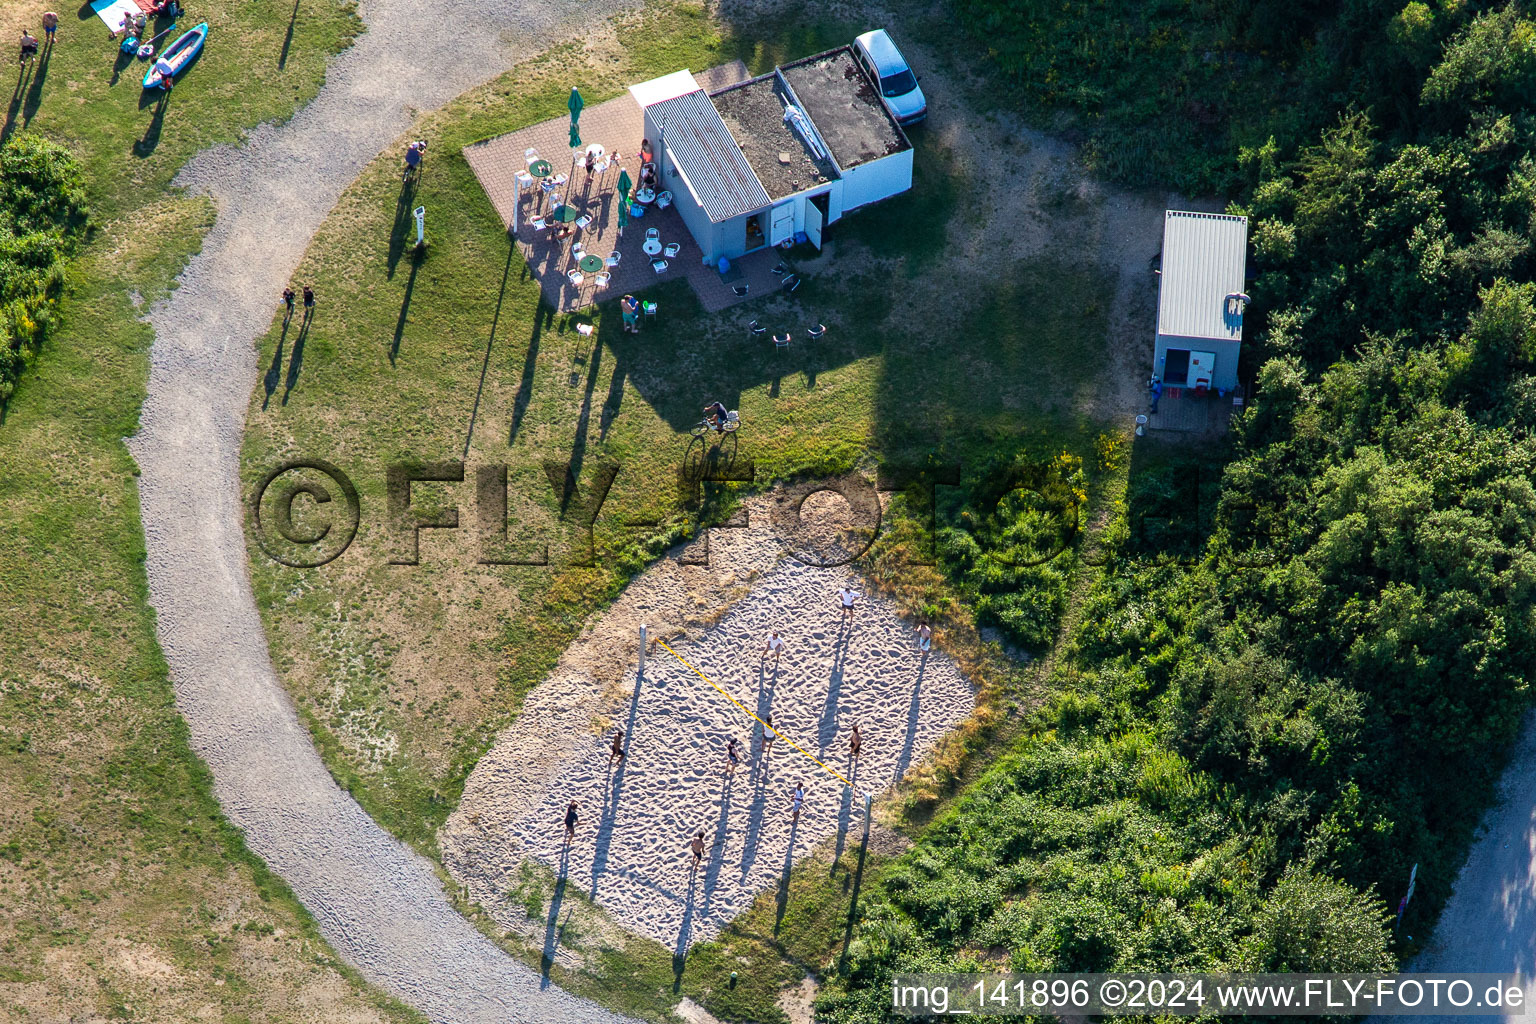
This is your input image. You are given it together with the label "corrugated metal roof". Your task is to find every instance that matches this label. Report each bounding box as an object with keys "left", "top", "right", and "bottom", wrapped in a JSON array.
[
  {"left": 650, "top": 90, "right": 771, "bottom": 223},
  {"left": 1157, "top": 211, "right": 1249, "bottom": 342}
]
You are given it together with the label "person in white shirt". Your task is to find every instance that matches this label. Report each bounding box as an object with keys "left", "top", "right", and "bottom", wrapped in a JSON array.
[
  {"left": 837, "top": 586, "right": 858, "bottom": 620},
  {"left": 761, "top": 630, "right": 786, "bottom": 662}
]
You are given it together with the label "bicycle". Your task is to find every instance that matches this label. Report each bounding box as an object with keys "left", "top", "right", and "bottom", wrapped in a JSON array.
[{"left": 691, "top": 412, "right": 740, "bottom": 438}]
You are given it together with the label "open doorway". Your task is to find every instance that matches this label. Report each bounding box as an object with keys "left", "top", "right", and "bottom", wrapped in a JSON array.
[{"left": 745, "top": 212, "right": 765, "bottom": 252}]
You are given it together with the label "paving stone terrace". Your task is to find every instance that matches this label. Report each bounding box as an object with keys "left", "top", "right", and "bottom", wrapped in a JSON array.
[{"left": 464, "top": 62, "right": 791, "bottom": 314}]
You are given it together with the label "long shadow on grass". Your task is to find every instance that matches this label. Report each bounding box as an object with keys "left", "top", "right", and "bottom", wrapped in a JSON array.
[
  {"left": 132, "top": 89, "right": 170, "bottom": 157},
  {"left": 508, "top": 304, "right": 553, "bottom": 445},
  {"left": 21, "top": 43, "right": 49, "bottom": 127},
  {"left": 386, "top": 177, "right": 416, "bottom": 280},
  {"left": 389, "top": 248, "right": 422, "bottom": 366},
  {"left": 773, "top": 815, "right": 800, "bottom": 937},
  {"left": 540, "top": 847, "right": 571, "bottom": 989},
  {"left": 2, "top": 64, "right": 31, "bottom": 143},
  {"left": 263, "top": 315, "right": 293, "bottom": 410},
  {"left": 282, "top": 313, "right": 312, "bottom": 405},
  {"left": 672, "top": 870, "right": 698, "bottom": 993},
  {"left": 278, "top": 0, "right": 300, "bottom": 69},
  {"left": 836, "top": 804, "right": 872, "bottom": 971},
  {"left": 830, "top": 757, "right": 858, "bottom": 868},
  {"left": 108, "top": 46, "right": 133, "bottom": 87},
  {"left": 462, "top": 232, "right": 515, "bottom": 456}
]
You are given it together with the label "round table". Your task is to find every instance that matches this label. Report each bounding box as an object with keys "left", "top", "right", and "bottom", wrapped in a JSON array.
[
  {"left": 642, "top": 238, "right": 663, "bottom": 256},
  {"left": 528, "top": 159, "right": 552, "bottom": 178},
  {"left": 634, "top": 187, "right": 656, "bottom": 205},
  {"left": 578, "top": 254, "right": 604, "bottom": 274},
  {"left": 549, "top": 204, "right": 581, "bottom": 223}
]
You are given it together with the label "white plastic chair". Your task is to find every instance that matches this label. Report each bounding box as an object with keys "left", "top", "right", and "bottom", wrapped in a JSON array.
[
  {"left": 530, "top": 216, "right": 547, "bottom": 231},
  {"left": 552, "top": 173, "right": 568, "bottom": 186},
  {"left": 651, "top": 259, "right": 668, "bottom": 274},
  {"left": 663, "top": 242, "right": 681, "bottom": 258},
  {"left": 568, "top": 270, "right": 585, "bottom": 287},
  {"left": 540, "top": 178, "right": 557, "bottom": 195},
  {"left": 596, "top": 158, "right": 610, "bottom": 175},
  {"left": 605, "top": 251, "right": 621, "bottom": 267},
  {"left": 645, "top": 227, "right": 660, "bottom": 242},
  {"left": 572, "top": 242, "right": 585, "bottom": 258},
  {"left": 516, "top": 170, "right": 535, "bottom": 190},
  {"left": 575, "top": 215, "right": 592, "bottom": 229},
  {"left": 594, "top": 271, "right": 611, "bottom": 289},
  {"left": 524, "top": 147, "right": 540, "bottom": 166},
  {"left": 774, "top": 332, "right": 791, "bottom": 351},
  {"left": 656, "top": 190, "right": 673, "bottom": 209}
]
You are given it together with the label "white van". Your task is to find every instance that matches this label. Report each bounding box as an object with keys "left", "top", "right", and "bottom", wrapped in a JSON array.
[{"left": 852, "top": 29, "right": 927, "bottom": 126}]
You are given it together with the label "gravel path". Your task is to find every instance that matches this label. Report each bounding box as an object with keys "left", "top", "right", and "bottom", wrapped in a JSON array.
[
  {"left": 1413, "top": 710, "right": 1536, "bottom": 1024},
  {"left": 124, "top": 0, "right": 642, "bottom": 1021}
]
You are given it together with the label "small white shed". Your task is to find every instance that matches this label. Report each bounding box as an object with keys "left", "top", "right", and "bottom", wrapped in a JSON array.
[{"left": 1153, "top": 211, "right": 1249, "bottom": 394}]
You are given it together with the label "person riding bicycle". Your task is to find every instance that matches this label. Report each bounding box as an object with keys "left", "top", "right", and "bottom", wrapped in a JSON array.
[{"left": 703, "top": 401, "right": 728, "bottom": 431}]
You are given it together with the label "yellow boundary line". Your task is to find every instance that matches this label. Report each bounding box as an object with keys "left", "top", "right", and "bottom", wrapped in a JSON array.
[{"left": 655, "top": 638, "right": 855, "bottom": 792}]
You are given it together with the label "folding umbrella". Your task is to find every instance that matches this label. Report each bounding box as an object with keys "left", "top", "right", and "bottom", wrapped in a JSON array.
[
  {"left": 616, "top": 168, "right": 632, "bottom": 236},
  {"left": 568, "top": 87, "right": 584, "bottom": 149}
]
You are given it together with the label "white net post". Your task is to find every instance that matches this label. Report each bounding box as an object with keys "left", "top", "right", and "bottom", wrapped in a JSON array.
[{"left": 639, "top": 623, "right": 647, "bottom": 679}]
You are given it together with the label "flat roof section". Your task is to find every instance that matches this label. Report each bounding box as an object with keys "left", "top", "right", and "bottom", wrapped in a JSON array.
[
  {"left": 648, "top": 90, "right": 772, "bottom": 223},
  {"left": 711, "top": 75, "right": 838, "bottom": 202},
  {"left": 779, "top": 47, "right": 909, "bottom": 170},
  {"left": 630, "top": 69, "right": 701, "bottom": 108},
  {"left": 1157, "top": 211, "right": 1249, "bottom": 342}
]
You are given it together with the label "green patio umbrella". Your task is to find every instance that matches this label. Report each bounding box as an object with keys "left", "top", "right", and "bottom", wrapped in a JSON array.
[
  {"left": 616, "top": 167, "right": 632, "bottom": 235},
  {"left": 567, "top": 87, "right": 584, "bottom": 149}
]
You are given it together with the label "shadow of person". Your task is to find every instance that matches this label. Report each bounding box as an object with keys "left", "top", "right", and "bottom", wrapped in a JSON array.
[
  {"left": 590, "top": 666, "right": 645, "bottom": 899},
  {"left": 281, "top": 315, "right": 311, "bottom": 405},
  {"left": 278, "top": 0, "right": 299, "bottom": 69},
  {"left": 539, "top": 864, "right": 569, "bottom": 989},
  {"left": 819, "top": 627, "right": 851, "bottom": 750},
  {"left": 386, "top": 176, "right": 416, "bottom": 279},
  {"left": 262, "top": 317, "right": 292, "bottom": 410},
  {"left": 1, "top": 65, "right": 30, "bottom": 144},
  {"left": 837, "top": 804, "right": 872, "bottom": 971},
  {"left": 109, "top": 46, "right": 134, "bottom": 88},
  {"left": 672, "top": 870, "right": 698, "bottom": 994},
  {"left": 21, "top": 44, "right": 50, "bottom": 126},
  {"left": 131, "top": 89, "right": 170, "bottom": 157},
  {"left": 773, "top": 815, "right": 800, "bottom": 936},
  {"left": 701, "top": 770, "right": 735, "bottom": 911},
  {"left": 896, "top": 653, "right": 927, "bottom": 777}
]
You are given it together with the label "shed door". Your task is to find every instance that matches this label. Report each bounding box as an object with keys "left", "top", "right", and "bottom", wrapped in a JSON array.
[
  {"left": 769, "top": 203, "right": 795, "bottom": 246},
  {"left": 1189, "top": 351, "right": 1216, "bottom": 389},
  {"left": 805, "top": 193, "right": 827, "bottom": 250}
]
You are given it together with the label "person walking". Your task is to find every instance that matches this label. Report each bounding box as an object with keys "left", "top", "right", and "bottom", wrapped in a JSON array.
[
  {"left": 724, "top": 737, "right": 740, "bottom": 775},
  {"left": 609, "top": 728, "right": 626, "bottom": 763},
  {"left": 302, "top": 285, "right": 316, "bottom": 319},
  {"left": 758, "top": 714, "right": 775, "bottom": 765},
  {"left": 789, "top": 782, "right": 805, "bottom": 824},
  {"left": 563, "top": 800, "right": 579, "bottom": 845},
  {"left": 915, "top": 619, "right": 932, "bottom": 653},
  {"left": 19, "top": 30, "right": 39, "bottom": 64},
  {"left": 848, "top": 722, "right": 862, "bottom": 759},
  {"left": 621, "top": 294, "right": 640, "bottom": 333},
  {"left": 837, "top": 585, "right": 859, "bottom": 621},
  {"left": 761, "top": 630, "right": 785, "bottom": 663},
  {"left": 41, "top": 11, "right": 57, "bottom": 45},
  {"left": 282, "top": 287, "right": 296, "bottom": 322},
  {"left": 689, "top": 830, "right": 705, "bottom": 872}
]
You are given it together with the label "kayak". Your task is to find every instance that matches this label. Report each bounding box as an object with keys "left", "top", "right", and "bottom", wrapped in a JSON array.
[{"left": 144, "top": 22, "right": 206, "bottom": 89}]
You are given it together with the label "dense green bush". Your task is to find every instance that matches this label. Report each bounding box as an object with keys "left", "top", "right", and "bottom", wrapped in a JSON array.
[
  {"left": 937, "top": 452, "right": 1085, "bottom": 655},
  {"left": 819, "top": 6, "right": 1536, "bottom": 1018},
  {"left": 0, "top": 134, "right": 89, "bottom": 403}
]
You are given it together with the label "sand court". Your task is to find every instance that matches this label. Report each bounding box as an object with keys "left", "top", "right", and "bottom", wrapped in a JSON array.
[{"left": 441, "top": 496, "right": 976, "bottom": 950}]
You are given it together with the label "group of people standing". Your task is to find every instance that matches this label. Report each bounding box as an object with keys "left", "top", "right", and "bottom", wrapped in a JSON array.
[{"left": 17, "top": 11, "right": 56, "bottom": 65}]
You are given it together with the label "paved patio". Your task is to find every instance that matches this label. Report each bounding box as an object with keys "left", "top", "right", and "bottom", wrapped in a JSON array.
[
  {"left": 1147, "top": 388, "right": 1238, "bottom": 433},
  {"left": 463, "top": 62, "right": 792, "bottom": 315}
]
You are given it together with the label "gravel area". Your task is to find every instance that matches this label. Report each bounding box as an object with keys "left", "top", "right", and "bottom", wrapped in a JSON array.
[
  {"left": 123, "top": 0, "right": 643, "bottom": 1020},
  {"left": 1413, "top": 709, "right": 1536, "bottom": 1024},
  {"left": 442, "top": 495, "right": 974, "bottom": 951}
]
